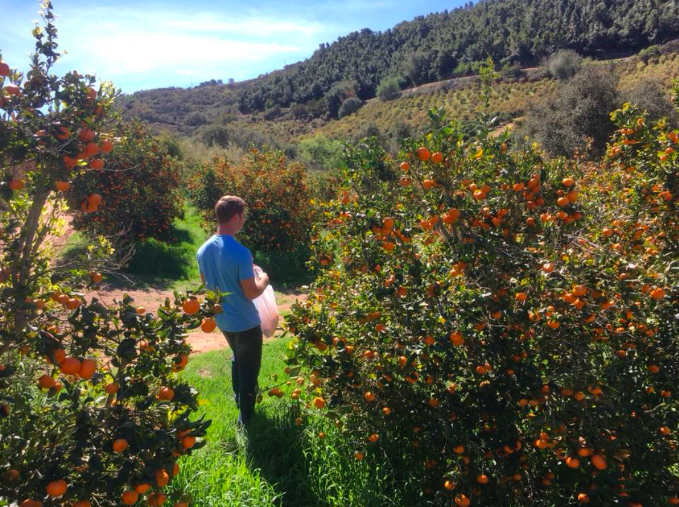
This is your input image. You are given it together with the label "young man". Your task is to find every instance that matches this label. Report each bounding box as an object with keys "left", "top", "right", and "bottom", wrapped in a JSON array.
[{"left": 196, "top": 196, "right": 269, "bottom": 425}]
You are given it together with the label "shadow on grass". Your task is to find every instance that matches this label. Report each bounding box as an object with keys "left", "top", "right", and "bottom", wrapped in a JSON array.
[{"left": 244, "top": 405, "right": 318, "bottom": 507}]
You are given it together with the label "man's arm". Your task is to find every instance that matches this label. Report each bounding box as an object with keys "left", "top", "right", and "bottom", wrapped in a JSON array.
[{"left": 240, "top": 272, "right": 269, "bottom": 300}]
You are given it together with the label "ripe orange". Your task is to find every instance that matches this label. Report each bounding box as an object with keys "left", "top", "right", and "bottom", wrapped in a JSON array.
[
  {"left": 200, "top": 318, "right": 216, "bottom": 333},
  {"left": 416, "top": 147, "right": 430, "bottom": 161},
  {"left": 88, "top": 193, "right": 102, "bottom": 206},
  {"left": 46, "top": 479, "right": 68, "bottom": 497},
  {"left": 90, "top": 159, "right": 105, "bottom": 170},
  {"left": 173, "top": 355, "right": 189, "bottom": 371},
  {"left": 562, "top": 177, "right": 575, "bottom": 187},
  {"left": 158, "top": 387, "right": 175, "bottom": 401},
  {"left": 147, "top": 493, "right": 167, "bottom": 506},
  {"left": 78, "top": 358, "right": 97, "bottom": 380},
  {"left": 155, "top": 469, "right": 170, "bottom": 487},
  {"left": 60, "top": 357, "right": 81, "bottom": 375},
  {"left": 73, "top": 500, "right": 91, "bottom": 507},
  {"left": 182, "top": 435, "right": 196, "bottom": 449},
  {"left": 9, "top": 180, "right": 24, "bottom": 191},
  {"left": 100, "top": 140, "right": 114, "bottom": 153},
  {"left": 79, "top": 128, "right": 95, "bottom": 142},
  {"left": 182, "top": 297, "right": 200, "bottom": 315},
  {"left": 135, "top": 484, "right": 151, "bottom": 494},
  {"left": 0, "top": 61, "right": 10, "bottom": 77},
  {"left": 136, "top": 307, "right": 146, "bottom": 315},
  {"left": 121, "top": 490, "right": 139, "bottom": 505},
  {"left": 477, "top": 474, "right": 489, "bottom": 484},
  {"left": 38, "top": 374, "right": 55, "bottom": 389},
  {"left": 85, "top": 142, "right": 100, "bottom": 156},
  {"left": 565, "top": 456, "right": 580, "bottom": 468},
  {"left": 55, "top": 180, "right": 70, "bottom": 191},
  {"left": 368, "top": 433, "right": 379, "bottom": 443},
  {"left": 172, "top": 462, "right": 180, "bottom": 476},
  {"left": 577, "top": 493, "right": 589, "bottom": 503},
  {"left": 431, "top": 151, "right": 444, "bottom": 163},
  {"left": 364, "top": 391, "right": 375, "bottom": 402},
  {"left": 354, "top": 451, "right": 364, "bottom": 460},
  {"left": 313, "top": 397, "right": 325, "bottom": 408},
  {"left": 112, "top": 438, "right": 128, "bottom": 453},
  {"left": 454, "top": 494, "right": 470, "bottom": 507},
  {"left": 591, "top": 454, "right": 606, "bottom": 470},
  {"left": 105, "top": 383, "right": 119, "bottom": 394}
]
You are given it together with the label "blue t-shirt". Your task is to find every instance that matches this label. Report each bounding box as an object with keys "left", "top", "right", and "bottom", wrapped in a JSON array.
[{"left": 196, "top": 235, "right": 260, "bottom": 332}]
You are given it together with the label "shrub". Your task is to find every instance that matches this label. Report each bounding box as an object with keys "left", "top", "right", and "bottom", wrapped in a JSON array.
[
  {"left": 520, "top": 65, "right": 620, "bottom": 158},
  {"left": 546, "top": 50, "right": 583, "bottom": 80},
  {"left": 68, "top": 120, "right": 185, "bottom": 244},
  {"left": 297, "top": 135, "right": 344, "bottom": 172},
  {"left": 621, "top": 77, "right": 678, "bottom": 124},
  {"left": 189, "top": 150, "right": 315, "bottom": 273},
  {"left": 285, "top": 102, "right": 679, "bottom": 506},
  {"left": 0, "top": 8, "right": 210, "bottom": 507},
  {"left": 377, "top": 77, "right": 402, "bottom": 102},
  {"left": 198, "top": 124, "right": 231, "bottom": 148},
  {"left": 338, "top": 97, "right": 363, "bottom": 118},
  {"left": 184, "top": 111, "right": 207, "bottom": 126}
]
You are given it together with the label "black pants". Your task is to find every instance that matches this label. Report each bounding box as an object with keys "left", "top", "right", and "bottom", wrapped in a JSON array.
[{"left": 222, "top": 325, "right": 263, "bottom": 425}]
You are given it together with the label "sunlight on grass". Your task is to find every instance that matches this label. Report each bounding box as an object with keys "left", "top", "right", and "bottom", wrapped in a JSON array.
[{"left": 175, "top": 338, "right": 408, "bottom": 507}]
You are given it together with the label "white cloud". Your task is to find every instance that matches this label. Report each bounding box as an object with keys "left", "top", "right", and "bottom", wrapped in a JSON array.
[{"left": 45, "top": 5, "right": 327, "bottom": 91}]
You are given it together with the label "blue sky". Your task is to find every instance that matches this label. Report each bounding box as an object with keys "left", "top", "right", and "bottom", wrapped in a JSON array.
[{"left": 0, "top": 0, "right": 469, "bottom": 93}]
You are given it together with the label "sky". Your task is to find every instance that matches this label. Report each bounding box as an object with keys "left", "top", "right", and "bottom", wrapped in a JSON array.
[{"left": 0, "top": 0, "right": 469, "bottom": 94}]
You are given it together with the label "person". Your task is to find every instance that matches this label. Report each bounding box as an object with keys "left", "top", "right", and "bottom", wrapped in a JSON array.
[{"left": 196, "top": 195, "right": 269, "bottom": 425}]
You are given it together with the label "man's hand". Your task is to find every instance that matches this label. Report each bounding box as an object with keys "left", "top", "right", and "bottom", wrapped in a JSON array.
[{"left": 240, "top": 270, "right": 270, "bottom": 300}]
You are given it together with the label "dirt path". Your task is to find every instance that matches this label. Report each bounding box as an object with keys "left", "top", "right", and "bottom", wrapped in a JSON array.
[{"left": 93, "top": 285, "right": 307, "bottom": 354}]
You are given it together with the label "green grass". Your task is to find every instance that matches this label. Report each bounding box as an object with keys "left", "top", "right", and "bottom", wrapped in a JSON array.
[
  {"left": 122, "top": 205, "right": 209, "bottom": 291},
  {"left": 171, "top": 338, "right": 409, "bottom": 507}
]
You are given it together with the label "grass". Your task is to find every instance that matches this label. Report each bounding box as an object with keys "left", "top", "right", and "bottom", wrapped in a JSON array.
[{"left": 171, "top": 338, "right": 409, "bottom": 507}]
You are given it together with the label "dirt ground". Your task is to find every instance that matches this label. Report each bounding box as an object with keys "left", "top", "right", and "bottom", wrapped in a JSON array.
[{"left": 92, "top": 285, "right": 307, "bottom": 354}]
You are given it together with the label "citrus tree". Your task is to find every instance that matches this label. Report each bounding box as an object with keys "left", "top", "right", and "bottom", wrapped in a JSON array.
[
  {"left": 0, "top": 4, "right": 214, "bottom": 506},
  {"left": 286, "top": 100, "right": 678, "bottom": 506},
  {"left": 68, "top": 119, "right": 185, "bottom": 244}
]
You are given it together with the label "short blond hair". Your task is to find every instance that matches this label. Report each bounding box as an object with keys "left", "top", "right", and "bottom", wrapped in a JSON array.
[{"left": 215, "top": 196, "right": 246, "bottom": 224}]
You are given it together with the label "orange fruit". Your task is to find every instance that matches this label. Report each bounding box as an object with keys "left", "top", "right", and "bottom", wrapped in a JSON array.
[
  {"left": 477, "top": 474, "right": 489, "bottom": 484},
  {"left": 38, "top": 374, "right": 55, "bottom": 389},
  {"left": 73, "top": 500, "right": 91, "bottom": 507},
  {"left": 9, "top": 180, "right": 24, "bottom": 191},
  {"left": 112, "top": 438, "right": 128, "bottom": 453},
  {"left": 172, "top": 462, "right": 180, "bottom": 476},
  {"left": 105, "top": 383, "right": 119, "bottom": 394},
  {"left": 562, "top": 178, "right": 575, "bottom": 187},
  {"left": 313, "top": 397, "right": 325, "bottom": 408},
  {"left": 565, "top": 456, "right": 580, "bottom": 468},
  {"left": 211, "top": 304, "right": 223, "bottom": 314},
  {"left": 577, "top": 493, "right": 589, "bottom": 503},
  {"left": 148, "top": 494, "right": 167, "bottom": 507},
  {"left": 85, "top": 142, "right": 100, "bottom": 156},
  {"left": 399, "top": 161, "right": 409, "bottom": 172},
  {"left": 91, "top": 272, "right": 103, "bottom": 283},
  {"left": 182, "top": 297, "right": 200, "bottom": 315},
  {"left": 60, "top": 357, "right": 81, "bottom": 375},
  {"left": 100, "top": 140, "right": 114, "bottom": 153},
  {"left": 46, "top": 479, "right": 68, "bottom": 497},
  {"left": 354, "top": 451, "right": 364, "bottom": 461},
  {"left": 135, "top": 484, "right": 151, "bottom": 494},
  {"left": 364, "top": 391, "right": 375, "bottom": 402},
  {"left": 55, "top": 180, "right": 70, "bottom": 191},
  {"left": 136, "top": 307, "right": 146, "bottom": 315},
  {"left": 78, "top": 358, "right": 97, "bottom": 380},
  {"left": 591, "top": 454, "right": 606, "bottom": 470},
  {"left": 155, "top": 469, "right": 169, "bottom": 487},
  {"left": 79, "top": 128, "right": 95, "bottom": 142},
  {"left": 416, "top": 147, "right": 430, "bottom": 161},
  {"left": 200, "top": 318, "right": 216, "bottom": 333},
  {"left": 454, "top": 494, "right": 470, "bottom": 507},
  {"left": 158, "top": 387, "right": 174, "bottom": 401},
  {"left": 88, "top": 193, "right": 102, "bottom": 206},
  {"left": 432, "top": 152, "right": 444, "bottom": 163},
  {"left": 121, "top": 490, "right": 139, "bottom": 505},
  {"left": 182, "top": 435, "right": 196, "bottom": 449},
  {"left": 90, "top": 159, "right": 105, "bottom": 170}
]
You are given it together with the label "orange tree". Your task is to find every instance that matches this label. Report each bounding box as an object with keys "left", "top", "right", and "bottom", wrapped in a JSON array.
[
  {"left": 67, "top": 119, "right": 184, "bottom": 244},
  {"left": 0, "top": 4, "right": 214, "bottom": 507},
  {"left": 189, "top": 149, "right": 315, "bottom": 280},
  {"left": 285, "top": 102, "right": 678, "bottom": 506}
]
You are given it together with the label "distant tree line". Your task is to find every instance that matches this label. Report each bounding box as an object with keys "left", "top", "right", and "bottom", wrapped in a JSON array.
[{"left": 237, "top": 0, "right": 679, "bottom": 118}]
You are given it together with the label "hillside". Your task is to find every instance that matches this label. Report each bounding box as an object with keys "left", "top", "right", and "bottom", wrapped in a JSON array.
[{"left": 118, "top": 37, "right": 679, "bottom": 154}]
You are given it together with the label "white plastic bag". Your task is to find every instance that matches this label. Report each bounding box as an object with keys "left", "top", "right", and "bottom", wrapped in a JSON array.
[{"left": 253, "top": 267, "right": 279, "bottom": 338}]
